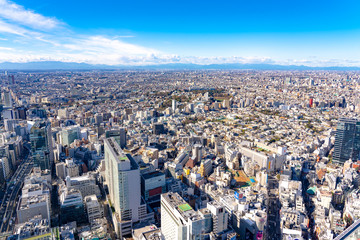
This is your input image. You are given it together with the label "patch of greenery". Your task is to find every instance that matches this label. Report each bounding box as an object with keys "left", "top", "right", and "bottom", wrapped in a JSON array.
[
  {"left": 268, "top": 137, "right": 280, "bottom": 144},
  {"left": 259, "top": 109, "right": 280, "bottom": 116},
  {"left": 183, "top": 116, "right": 205, "bottom": 125}
]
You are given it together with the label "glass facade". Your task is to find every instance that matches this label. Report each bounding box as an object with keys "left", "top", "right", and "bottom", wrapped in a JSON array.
[
  {"left": 30, "top": 121, "right": 51, "bottom": 170},
  {"left": 60, "top": 201, "right": 86, "bottom": 224},
  {"left": 333, "top": 118, "right": 360, "bottom": 163}
]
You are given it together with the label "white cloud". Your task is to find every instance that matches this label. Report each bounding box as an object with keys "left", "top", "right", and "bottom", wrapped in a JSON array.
[
  {"left": 0, "top": 0, "right": 60, "bottom": 30},
  {"left": 0, "top": 19, "right": 27, "bottom": 36},
  {"left": 63, "top": 36, "right": 159, "bottom": 56},
  {"left": 0, "top": 46, "right": 12, "bottom": 51}
]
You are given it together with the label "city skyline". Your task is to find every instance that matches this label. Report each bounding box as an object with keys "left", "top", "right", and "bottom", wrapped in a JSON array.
[
  {"left": 0, "top": 69, "right": 360, "bottom": 239},
  {"left": 1, "top": 0, "right": 360, "bottom": 67}
]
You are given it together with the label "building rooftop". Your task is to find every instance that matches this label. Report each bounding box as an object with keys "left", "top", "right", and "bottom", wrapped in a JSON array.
[
  {"left": 162, "top": 192, "right": 205, "bottom": 221},
  {"left": 142, "top": 171, "right": 165, "bottom": 180}
]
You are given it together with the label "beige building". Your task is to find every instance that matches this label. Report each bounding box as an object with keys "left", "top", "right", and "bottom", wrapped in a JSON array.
[{"left": 85, "top": 195, "right": 104, "bottom": 222}]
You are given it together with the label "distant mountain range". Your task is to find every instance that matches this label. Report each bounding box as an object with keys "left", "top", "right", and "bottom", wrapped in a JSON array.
[{"left": 1, "top": 61, "right": 360, "bottom": 71}]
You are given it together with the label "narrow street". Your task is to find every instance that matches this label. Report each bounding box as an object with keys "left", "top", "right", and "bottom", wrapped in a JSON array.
[
  {"left": 301, "top": 171, "right": 316, "bottom": 240},
  {"left": 266, "top": 175, "right": 281, "bottom": 240}
]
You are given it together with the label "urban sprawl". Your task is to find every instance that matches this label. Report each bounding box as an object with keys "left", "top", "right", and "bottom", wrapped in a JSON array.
[{"left": 0, "top": 70, "right": 359, "bottom": 240}]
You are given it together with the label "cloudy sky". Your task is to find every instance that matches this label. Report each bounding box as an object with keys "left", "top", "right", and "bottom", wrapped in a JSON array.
[{"left": 0, "top": 0, "right": 360, "bottom": 66}]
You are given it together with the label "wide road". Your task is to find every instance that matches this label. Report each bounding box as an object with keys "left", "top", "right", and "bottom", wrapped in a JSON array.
[{"left": 0, "top": 155, "right": 33, "bottom": 233}]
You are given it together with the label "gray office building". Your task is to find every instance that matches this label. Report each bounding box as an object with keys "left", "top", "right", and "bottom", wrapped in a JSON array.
[
  {"left": 333, "top": 118, "right": 360, "bottom": 164},
  {"left": 30, "top": 121, "right": 54, "bottom": 170}
]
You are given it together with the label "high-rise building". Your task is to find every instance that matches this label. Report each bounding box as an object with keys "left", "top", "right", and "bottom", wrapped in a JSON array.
[
  {"left": 199, "top": 159, "right": 212, "bottom": 177},
  {"left": 207, "top": 201, "right": 229, "bottom": 234},
  {"left": 192, "top": 144, "right": 203, "bottom": 163},
  {"left": 56, "top": 162, "right": 66, "bottom": 180},
  {"left": 172, "top": 99, "right": 177, "bottom": 113},
  {"left": 0, "top": 144, "right": 9, "bottom": 160},
  {"left": 2, "top": 90, "right": 12, "bottom": 108},
  {"left": 105, "top": 128, "right": 126, "bottom": 148},
  {"left": 2, "top": 108, "right": 19, "bottom": 120},
  {"left": 59, "top": 125, "right": 80, "bottom": 146},
  {"left": 0, "top": 157, "right": 11, "bottom": 181},
  {"left": 161, "top": 192, "right": 212, "bottom": 240},
  {"left": 104, "top": 137, "right": 147, "bottom": 238},
  {"left": 15, "top": 107, "right": 27, "bottom": 119},
  {"left": 94, "top": 114, "right": 103, "bottom": 125},
  {"left": 30, "top": 121, "right": 54, "bottom": 170},
  {"left": 0, "top": 144, "right": 12, "bottom": 180},
  {"left": 333, "top": 118, "right": 360, "bottom": 164}
]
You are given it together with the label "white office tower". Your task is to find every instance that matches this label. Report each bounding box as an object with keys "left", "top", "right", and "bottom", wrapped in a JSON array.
[
  {"left": 0, "top": 157, "right": 11, "bottom": 180},
  {"left": 161, "top": 192, "right": 212, "bottom": 240},
  {"left": 172, "top": 99, "right": 177, "bottom": 113},
  {"left": 192, "top": 144, "right": 203, "bottom": 163},
  {"left": 56, "top": 162, "right": 66, "bottom": 180},
  {"left": 104, "top": 137, "right": 147, "bottom": 238},
  {"left": 207, "top": 201, "right": 229, "bottom": 234},
  {"left": 2, "top": 90, "right": 12, "bottom": 108}
]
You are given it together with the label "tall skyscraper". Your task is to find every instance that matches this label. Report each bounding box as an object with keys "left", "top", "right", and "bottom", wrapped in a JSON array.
[
  {"left": 2, "top": 90, "right": 12, "bottom": 108},
  {"left": 0, "top": 144, "right": 11, "bottom": 183},
  {"left": 333, "top": 118, "right": 360, "bottom": 164},
  {"left": 30, "top": 121, "right": 54, "bottom": 170},
  {"left": 104, "top": 137, "right": 147, "bottom": 238},
  {"left": 172, "top": 99, "right": 177, "bottom": 113},
  {"left": 105, "top": 128, "right": 126, "bottom": 149},
  {"left": 192, "top": 144, "right": 203, "bottom": 163}
]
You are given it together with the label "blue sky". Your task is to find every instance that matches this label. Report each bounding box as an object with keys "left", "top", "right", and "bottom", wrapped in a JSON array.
[{"left": 0, "top": 0, "right": 360, "bottom": 66}]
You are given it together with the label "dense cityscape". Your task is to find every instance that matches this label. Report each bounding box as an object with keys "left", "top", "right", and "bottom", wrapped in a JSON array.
[{"left": 0, "top": 70, "right": 359, "bottom": 240}]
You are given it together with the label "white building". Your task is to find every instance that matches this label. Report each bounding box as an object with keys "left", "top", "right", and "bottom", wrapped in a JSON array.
[
  {"left": 0, "top": 157, "right": 11, "bottom": 180},
  {"left": 172, "top": 100, "right": 177, "bottom": 113},
  {"left": 57, "top": 108, "right": 69, "bottom": 119},
  {"left": 104, "top": 138, "right": 148, "bottom": 238},
  {"left": 161, "top": 192, "right": 212, "bottom": 240},
  {"left": 56, "top": 162, "right": 66, "bottom": 180},
  {"left": 17, "top": 172, "right": 51, "bottom": 224},
  {"left": 65, "top": 158, "right": 79, "bottom": 177},
  {"left": 65, "top": 173, "right": 100, "bottom": 198},
  {"left": 2, "top": 90, "right": 12, "bottom": 108},
  {"left": 207, "top": 201, "right": 229, "bottom": 234},
  {"left": 84, "top": 195, "right": 104, "bottom": 222}
]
